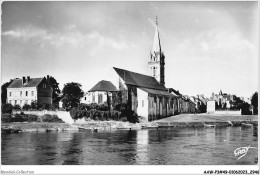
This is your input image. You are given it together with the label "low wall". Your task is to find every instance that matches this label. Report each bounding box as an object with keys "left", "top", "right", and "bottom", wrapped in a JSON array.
[
  {"left": 13, "top": 110, "right": 74, "bottom": 124},
  {"left": 213, "top": 110, "right": 241, "bottom": 115}
]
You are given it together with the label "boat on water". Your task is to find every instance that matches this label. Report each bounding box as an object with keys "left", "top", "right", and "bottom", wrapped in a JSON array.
[
  {"left": 241, "top": 123, "right": 253, "bottom": 127},
  {"left": 141, "top": 125, "right": 159, "bottom": 129},
  {"left": 203, "top": 124, "right": 215, "bottom": 128},
  {"left": 78, "top": 126, "right": 95, "bottom": 132}
]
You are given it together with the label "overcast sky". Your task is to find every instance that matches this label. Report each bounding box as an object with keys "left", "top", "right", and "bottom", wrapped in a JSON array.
[{"left": 1, "top": 1, "right": 258, "bottom": 98}]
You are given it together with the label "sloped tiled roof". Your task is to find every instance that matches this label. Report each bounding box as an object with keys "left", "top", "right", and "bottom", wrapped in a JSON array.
[
  {"left": 88, "top": 80, "right": 118, "bottom": 92},
  {"left": 113, "top": 67, "right": 166, "bottom": 91},
  {"left": 139, "top": 87, "right": 177, "bottom": 97},
  {"left": 8, "top": 78, "right": 44, "bottom": 88}
]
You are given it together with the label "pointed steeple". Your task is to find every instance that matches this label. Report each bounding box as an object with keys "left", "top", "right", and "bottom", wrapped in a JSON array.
[
  {"left": 148, "top": 16, "right": 165, "bottom": 86},
  {"left": 151, "top": 16, "right": 161, "bottom": 55}
]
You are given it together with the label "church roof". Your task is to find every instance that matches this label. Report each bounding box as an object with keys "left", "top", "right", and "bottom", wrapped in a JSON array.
[
  {"left": 113, "top": 67, "right": 166, "bottom": 91},
  {"left": 8, "top": 78, "right": 44, "bottom": 88},
  {"left": 88, "top": 80, "right": 118, "bottom": 92},
  {"left": 140, "top": 88, "right": 177, "bottom": 97}
]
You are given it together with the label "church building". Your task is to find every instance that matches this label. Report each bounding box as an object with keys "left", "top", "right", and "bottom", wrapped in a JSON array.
[{"left": 113, "top": 18, "right": 177, "bottom": 121}]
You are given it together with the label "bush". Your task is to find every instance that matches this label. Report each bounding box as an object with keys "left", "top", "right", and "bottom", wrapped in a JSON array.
[
  {"left": 12, "top": 114, "right": 27, "bottom": 122},
  {"left": 1, "top": 113, "right": 12, "bottom": 123},
  {"left": 22, "top": 104, "right": 31, "bottom": 111},
  {"left": 27, "top": 114, "right": 40, "bottom": 122},
  {"left": 41, "top": 114, "right": 64, "bottom": 123},
  {"left": 97, "top": 104, "right": 108, "bottom": 111},
  {"left": 93, "top": 111, "right": 101, "bottom": 120},
  {"left": 38, "top": 102, "right": 50, "bottom": 110},
  {"left": 70, "top": 107, "right": 79, "bottom": 120},
  {"left": 1, "top": 103, "right": 13, "bottom": 114},
  {"left": 69, "top": 107, "right": 86, "bottom": 120},
  {"left": 31, "top": 100, "right": 38, "bottom": 110},
  {"left": 78, "top": 103, "right": 88, "bottom": 110},
  {"left": 13, "top": 104, "right": 21, "bottom": 111}
]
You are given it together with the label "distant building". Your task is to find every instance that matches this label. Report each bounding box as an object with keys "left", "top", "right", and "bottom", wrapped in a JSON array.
[
  {"left": 7, "top": 76, "right": 52, "bottom": 107},
  {"left": 81, "top": 80, "right": 118, "bottom": 106},
  {"left": 210, "top": 90, "right": 236, "bottom": 109}
]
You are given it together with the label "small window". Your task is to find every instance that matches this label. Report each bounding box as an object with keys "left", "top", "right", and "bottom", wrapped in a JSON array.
[
  {"left": 26, "top": 91, "right": 28, "bottom": 96},
  {"left": 98, "top": 94, "right": 103, "bottom": 104},
  {"left": 153, "top": 67, "right": 156, "bottom": 76},
  {"left": 92, "top": 93, "right": 95, "bottom": 102},
  {"left": 20, "top": 100, "right": 22, "bottom": 105},
  {"left": 85, "top": 97, "right": 86, "bottom": 100},
  {"left": 20, "top": 91, "right": 22, "bottom": 97},
  {"left": 9, "top": 100, "right": 11, "bottom": 104},
  {"left": 9, "top": 92, "right": 11, "bottom": 97},
  {"left": 15, "top": 100, "right": 17, "bottom": 105},
  {"left": 25, "top": 100, "right": 28, "bottom": 104},
  {"left": 31, "top": 91, "right": 34, "bottom": 96},
  {"left": 142, "top": 100, "right": 144, "bottom": 107},
  {"left": 43, "top": 84, "right": 46, "bottom": 88}
]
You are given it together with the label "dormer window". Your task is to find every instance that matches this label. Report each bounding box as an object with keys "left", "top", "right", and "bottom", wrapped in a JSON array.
[{"left": 43, "top": 84, "right": 46, "bottom": 88}]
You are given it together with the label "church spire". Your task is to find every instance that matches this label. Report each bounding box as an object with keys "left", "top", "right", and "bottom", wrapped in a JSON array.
[
  {"left": 151, "top": 16, "right": 161, "bottom": 55},
  {"left": 148, "top": 16, "right": 165, "bottom": 86}
]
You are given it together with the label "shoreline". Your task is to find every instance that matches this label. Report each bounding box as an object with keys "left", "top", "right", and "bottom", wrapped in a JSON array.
[{"left": 2, "top": 114, "right": 258, "bottom": 134}]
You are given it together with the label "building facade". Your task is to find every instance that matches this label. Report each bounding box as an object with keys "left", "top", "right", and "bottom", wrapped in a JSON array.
[
  {"left": 80, "top": 80, "right": 118, "bottom": 107},
  {"left": 7, "top": 76, "right": 52, "bottom": 107}
]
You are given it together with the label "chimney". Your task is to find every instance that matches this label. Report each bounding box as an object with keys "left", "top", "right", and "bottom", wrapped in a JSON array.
[
  {"left": 22, "top": 76, "right": 26, "bottom": 84},
  {"left": 47, "top": 75, "right": 50, "bottom": 83},
  {"left": 27, "top": 76, "right": 30, "bottom": 83}
]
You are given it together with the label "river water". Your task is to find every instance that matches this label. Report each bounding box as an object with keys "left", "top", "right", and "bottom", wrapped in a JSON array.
[{"left": 1, "top": 127, "right": 258, "bottom": 165}]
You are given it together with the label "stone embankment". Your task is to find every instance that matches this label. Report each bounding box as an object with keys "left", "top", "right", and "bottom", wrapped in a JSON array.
[{"left": 1, "top": 122, "right": 79, "bottom": 134}]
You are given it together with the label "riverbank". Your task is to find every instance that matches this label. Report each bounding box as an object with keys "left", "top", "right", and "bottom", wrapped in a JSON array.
[
  {"left": 2, "top": 114, "right": 258, "bottom": 133},
  {"left": 155, "top": 114, "right": 258, "bottom": 128},
  {"left": 1, "top": 122, "right": 79, "bottom": 134}
]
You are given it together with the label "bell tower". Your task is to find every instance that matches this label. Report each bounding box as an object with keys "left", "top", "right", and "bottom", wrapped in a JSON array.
[{"left": 148, "top": 17, "right": 165, "bottom": 86}]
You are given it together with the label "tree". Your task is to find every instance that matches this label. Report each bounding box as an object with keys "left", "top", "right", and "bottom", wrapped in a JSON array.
[
  {"left": 1, "top": 103, "right": 13, "bottom": 114},
  {"left": 48, "top": 76, "right": 61, "bottom": 104},
  {"left": 251, "top": 92, "right": 258, "bottom": 115},
  {"left": 62, "top": 82, "right": 84, "bottom": 110},
  {"left": 1, "top": 79, "right": 14, "bottom": 104}
]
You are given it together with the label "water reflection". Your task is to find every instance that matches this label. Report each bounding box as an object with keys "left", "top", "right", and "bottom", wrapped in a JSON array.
[{"left": 1, "top": 127, "right": 258, "bottom": 165}]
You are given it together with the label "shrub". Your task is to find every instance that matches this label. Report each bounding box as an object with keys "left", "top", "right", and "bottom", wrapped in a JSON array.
[
  {"left": 38, "top": 102, "right": 50, "bottom": 110},
  {"left": 13, "top": 104, "right": 21, "bottom": 111},
  {"left": 78, "top": 103, "right": 88, "bottom": 110},
  {"left": 89, "top": 109, "right": 97, "bottom": 120},
  {"left": 69, "top": 107, "right": 86, "bottom": 120},
  {"left": 22, "top": 104, "right": 31, "bottom": 111},
  {"left": 1, "top": 113, "right": 12, "bottom": 123},
  {"left": 27, "top": 114, "right": 40, "bottom": 122},
  {"left": 31, "top": 100, "right": 38, "bottom": 110},
  {"left": 12, "top": 114, "right": 27, "bottom": 122},
  {"left": 89, "top": 103, "right": 98, "bottom": 110},
  {"left": 97, "top": 104, "right": 108, "bottom": 111},
  {"left": 1, "top": 103, "right": 13, "bottom": 114},
  {"left": 41, "top": 114, "right": 64, "bottom": 123},
  {"left": 93, "top": 111, "right": 101, "bottom": 120},
  {"left": 70, "top": 107, "right": 79, "bottom": 120}
]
